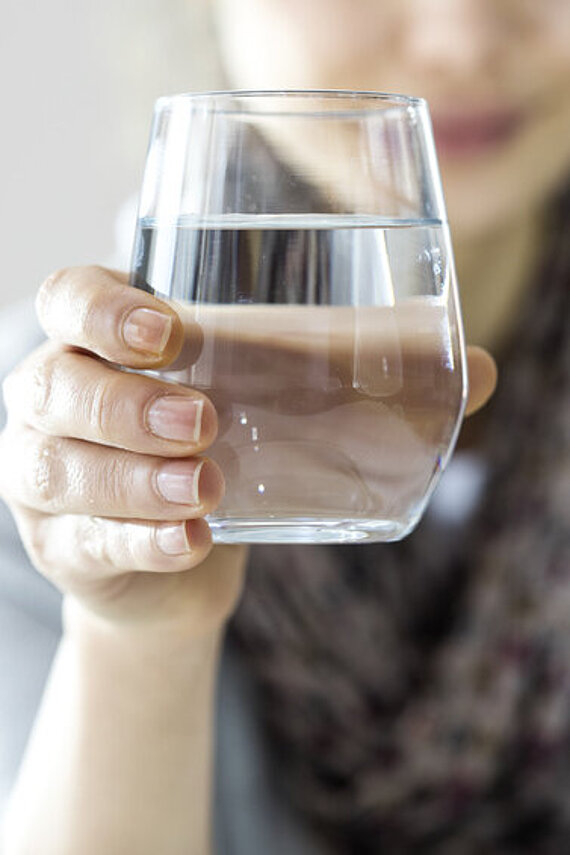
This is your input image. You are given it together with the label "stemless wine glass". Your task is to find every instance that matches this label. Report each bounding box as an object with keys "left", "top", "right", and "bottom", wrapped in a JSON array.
[{"left": 130, "top": 90, "right": 468, "bottom": 544}]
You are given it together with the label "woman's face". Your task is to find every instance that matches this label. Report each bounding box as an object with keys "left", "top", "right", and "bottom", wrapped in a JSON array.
[{"left": 215, "top": 0, "right": 570, "bottom": 237}]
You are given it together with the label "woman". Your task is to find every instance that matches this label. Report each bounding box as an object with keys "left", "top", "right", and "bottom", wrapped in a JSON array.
[{"left": 2, "top": 1, "right": 569, "bottom": 852}]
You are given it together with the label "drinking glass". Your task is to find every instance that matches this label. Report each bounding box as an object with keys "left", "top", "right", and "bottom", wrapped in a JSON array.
[{"left": 130, "top": 90, "right": 467, "bottom": 544}]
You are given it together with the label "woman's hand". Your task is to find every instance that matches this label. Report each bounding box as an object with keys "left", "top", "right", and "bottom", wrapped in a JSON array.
[
  {"left": 0, "top": 266, "right": 497, "bottom": 855},
  {"left": 464, "top": 344, "right": 497, "bottom": 417},
  {"left": 0, "top": 264, "right": 495, "bottom": 636},
  {"left": 0, "top": 266, "right": 247, "bottom": 637}
]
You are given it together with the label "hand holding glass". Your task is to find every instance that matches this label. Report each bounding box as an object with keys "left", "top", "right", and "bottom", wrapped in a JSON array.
[{"left": 131, "top": 91, "right": 467, "bottom": 544}]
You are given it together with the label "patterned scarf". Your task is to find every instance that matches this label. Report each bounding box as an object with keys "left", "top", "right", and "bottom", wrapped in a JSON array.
[{"left": 229, "top": 188, "right": 570, "bottom": 854}]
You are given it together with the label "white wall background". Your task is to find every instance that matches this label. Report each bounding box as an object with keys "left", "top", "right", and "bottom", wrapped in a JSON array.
[{"left": 0, "top": 0, "right": 222, "bottom": 307}]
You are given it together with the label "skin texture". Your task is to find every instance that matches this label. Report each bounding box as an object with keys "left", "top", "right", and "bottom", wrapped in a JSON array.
[
  {"left": 0, "top": 268, "right": 247, "bottom": 632},
  {"left": 3, "top": 0, "right": 568, "bottom": 851}
]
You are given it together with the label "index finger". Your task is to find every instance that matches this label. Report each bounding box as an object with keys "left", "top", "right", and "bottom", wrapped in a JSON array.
[{"left": 35, "top": 266, "right": 184, "bottom": 368}]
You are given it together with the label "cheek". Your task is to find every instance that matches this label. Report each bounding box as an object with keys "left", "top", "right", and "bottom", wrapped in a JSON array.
[
  {"left": 543, "top": 7, "right": 570, "bottom": 51},
  {"left": 273, "top": 2, "right": 397, "bottom": 83},
  {"left": 442, "top": 116, "right": 570, "bottom": 239},
  {"left": 529, "top": 16, "right": 570, "bottom": 84}
]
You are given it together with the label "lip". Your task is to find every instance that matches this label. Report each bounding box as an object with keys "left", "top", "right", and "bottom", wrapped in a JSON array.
[{"left": 430, "top": 107, "right": 526, "bottom": 158}]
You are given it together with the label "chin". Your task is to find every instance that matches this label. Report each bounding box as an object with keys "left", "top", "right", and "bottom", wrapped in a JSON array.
[{"left": 439, "top": 112, "right": 570, "bottom": 238}]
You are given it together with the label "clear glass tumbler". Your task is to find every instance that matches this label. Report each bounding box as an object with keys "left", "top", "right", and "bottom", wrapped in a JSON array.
[{"left": 130, "top": 90, "right": 468, "bottom": 544}]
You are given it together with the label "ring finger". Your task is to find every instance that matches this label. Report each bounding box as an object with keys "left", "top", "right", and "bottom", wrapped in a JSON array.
[{"left": 0, "top": 426, "right": 224, "bottom": 520}]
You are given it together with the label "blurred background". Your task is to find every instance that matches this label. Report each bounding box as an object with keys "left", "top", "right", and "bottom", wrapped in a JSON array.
[{"left": 0, "top": 0, "right": 223, "bottom": 307}]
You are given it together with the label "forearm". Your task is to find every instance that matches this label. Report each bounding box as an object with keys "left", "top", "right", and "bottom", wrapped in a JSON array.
[{"left": 4, "top": 599, "right": 223, "bottom": 855}]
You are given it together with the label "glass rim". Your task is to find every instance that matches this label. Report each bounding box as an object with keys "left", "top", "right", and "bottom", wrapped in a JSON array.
[{"left": 155, "top": 88, "right": 427, "bottom": 118}]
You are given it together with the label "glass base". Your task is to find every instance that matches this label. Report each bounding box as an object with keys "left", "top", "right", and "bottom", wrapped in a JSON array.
[{"left": 208, "top": 516, "right": 418, "bottom": 544}]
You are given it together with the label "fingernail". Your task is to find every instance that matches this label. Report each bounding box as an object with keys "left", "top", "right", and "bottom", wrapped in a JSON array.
[
  {"left": 156, "top": 460, "right": 204, "bottom": 505},
  {"left": 147, "top": 396, "right": 203, "bottom": 443},
  {"left": 122, "top": 308, "right": 172, "bottom": 355},
  {"left": 156, "top": 522, "right": 190, "bottom": 556}
]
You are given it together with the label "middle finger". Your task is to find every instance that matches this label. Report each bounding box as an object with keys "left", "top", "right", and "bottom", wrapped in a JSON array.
[{"left": 2, "top": 342, "right": 217, "bottom": 457}]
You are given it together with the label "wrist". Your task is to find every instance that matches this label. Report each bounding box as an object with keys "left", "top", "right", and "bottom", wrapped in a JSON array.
[
  {"left": 11, "top": 583, "right": 223, "bottom": 855},
  {"left": 62, "top": 543, "right": 248, "bottom": 655},
  {"left": 62, "top": 593, "right": 224, "bottom": 679}
]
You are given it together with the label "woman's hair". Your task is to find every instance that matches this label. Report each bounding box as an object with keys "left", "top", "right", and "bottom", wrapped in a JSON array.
[{"left": 231, "top": 186, "right": 570, "bottom": 852}]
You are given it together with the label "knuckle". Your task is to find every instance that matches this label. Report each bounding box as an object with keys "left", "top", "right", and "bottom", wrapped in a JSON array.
[
  {"left": 80, "top": 515, "right": 111, "bottom": 565},
  {"left": 122, "top": 520, "right": 155, "bottom": 570},
  {"left": 28, "top": 435, "right": 68, "bottom": 510},
  {"left": 80, "top": 516, "right": 152, "bottom": 574},
  {"left": 2, "top": 346, "right": 61, "bottom": 426},
  {"left": 98, "top": 453, "right": 134, "bottom": 509},
  {"left": 36, "top": 266, "right": 114, "bottom": 344},
  {"left": 35, "top": 268, "right": 70, "bottom": 322},
  {"left": 30, "top": 349, "right": 58, "bottom": 422},
  {"left": 86, "top": 373, "right": 122, "bottom": 438},
  {"left": 80, "top": 270, "right": 115, "bottom": 340}
]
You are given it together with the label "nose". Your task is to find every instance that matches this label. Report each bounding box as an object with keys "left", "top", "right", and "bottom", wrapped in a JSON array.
[{"left": 402, "top": 0, "right": 503, "bottom": 78}]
